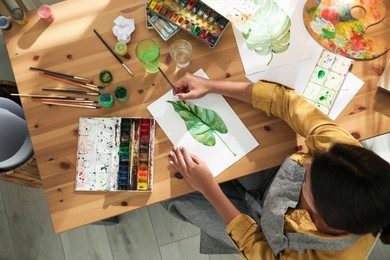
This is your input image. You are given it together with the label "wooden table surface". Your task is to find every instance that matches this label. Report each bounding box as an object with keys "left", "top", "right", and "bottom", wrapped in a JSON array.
[{"left": 3, "top": 0, "right": 390, "bottom": 233}]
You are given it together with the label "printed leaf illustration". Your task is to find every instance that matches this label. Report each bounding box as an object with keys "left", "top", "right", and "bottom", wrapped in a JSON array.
[
  {"left": 167, "top": 100, "right": 236, "bottom": 156},
  {"left": 242, "top": 0, "right": 291, "bottom": 64}
]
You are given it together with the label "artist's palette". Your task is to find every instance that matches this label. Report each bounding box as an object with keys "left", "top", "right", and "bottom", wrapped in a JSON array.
[
  {"left": 75, "top": 117, "right": 155, "bottom": 192},
  {"left": 302, "top": 50, "right": 354, "bottom": 114},
  {"left": 303, "top": 0, "right": 390, "bottom": 59},
  {"left": 147, "top": 0, "right": 230, "bottom": 47}
]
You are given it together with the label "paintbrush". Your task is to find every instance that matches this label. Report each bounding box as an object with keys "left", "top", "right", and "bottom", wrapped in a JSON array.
[
  {"left": 39, "top": 73, "right": 102, "bottom": 92},
  {"left": 42, "top": 88, "right": 99, "bottom": 96},
  {"left": 31, "top": 98, "right": 96, "bottom": 103},
  {"left": 157, "top": 67, "right": 177, "bottom": 94},
  {"left": 11, "top": 93, "right": 88, "bottom": 100},
  {"left": 93, "top": 29, "right": 134, "bottom": 77},
  {"left": 29, "top": 67, "right": 90, "bottom": 83},
  {"left": 32, "top": 100, "right": 101, "bottom": 109}
]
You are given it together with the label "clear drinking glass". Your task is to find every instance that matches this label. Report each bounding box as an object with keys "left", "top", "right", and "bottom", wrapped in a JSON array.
[
  {"left": 169, "top": 39, "right": 192, "bottom": 68},
  {"left": 135, "top": 39, "right": 161, "bottom": 73}
]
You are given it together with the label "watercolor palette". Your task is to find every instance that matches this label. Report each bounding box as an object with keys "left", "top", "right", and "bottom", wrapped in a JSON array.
[
  {"left": 303, "top": 0, "right": 389, "bottom": 59},
  {"left": 75, "top": 117, "right": 155, "bottom": 192},
  {"left": 147, "top": 0, "right": 230, "bottom": 47},
  {"left": 302, "top": 50, "right": 354, "bottom": 115}
]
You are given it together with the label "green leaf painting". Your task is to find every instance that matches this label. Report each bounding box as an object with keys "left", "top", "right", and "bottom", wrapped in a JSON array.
[
  {"left": 167, "top": 100, "right": 236, "bottom": 156},
  {"left": 242, "top": 0, "right": 291, "bottom": 64}
]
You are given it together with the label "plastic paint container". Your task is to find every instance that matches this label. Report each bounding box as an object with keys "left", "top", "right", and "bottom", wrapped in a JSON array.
[
  {"left": 0, "top": 16, "right": 12, "bottom": 30},
  {"left": 114, "top": 86, "right": 128, "bottom": 102},
  {"left": 11, "top": 8, "right": 29, "bottom": 25},
  {"left": 98, "top": 92, "right": 114, "bottom": 108}
]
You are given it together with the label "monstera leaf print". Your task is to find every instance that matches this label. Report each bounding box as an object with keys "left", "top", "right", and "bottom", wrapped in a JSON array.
[
  {"left": 242, "top": 0, "right": 291, "bottom": 64},
  {"left": 168, "top": 100, "right": 236, "bottom": 156}
]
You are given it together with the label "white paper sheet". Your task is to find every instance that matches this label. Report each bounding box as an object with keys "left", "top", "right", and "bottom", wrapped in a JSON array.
[
  {"left": 232, "top": 0, "right": 312, "bottom": 75},
  {"left": 147, "top": 69, "right": 259, "bottom": 177}
]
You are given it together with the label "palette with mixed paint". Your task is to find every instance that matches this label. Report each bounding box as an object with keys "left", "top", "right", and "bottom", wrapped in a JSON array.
[
  {"left": 302, "top": 50, "right": 354, "bottom": 115},
  {"left": 75, "top": 117, "right": 155, "bottom": 192},
  {"left": 147, "top": 0, "right": 230, "bottom": 47}
]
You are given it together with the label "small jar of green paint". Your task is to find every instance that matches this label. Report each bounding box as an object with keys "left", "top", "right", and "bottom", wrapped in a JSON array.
[
  {"left": 98, "top": 92, "right": 114, "bottom": 108},
  {"left": 114, "top": 86, "right": 128, "bottom": 102}
]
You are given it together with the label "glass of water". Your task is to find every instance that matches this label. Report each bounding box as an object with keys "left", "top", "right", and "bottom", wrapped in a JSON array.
[{"left": 169, "top": 39, "right": 192, "bottom": 68}]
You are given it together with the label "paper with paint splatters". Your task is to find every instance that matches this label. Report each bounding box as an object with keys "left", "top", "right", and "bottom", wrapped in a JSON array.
[
  {"left": 76, "top": 117, "right": 121, "bottom": 191},
  {"left": 302, "top": 49, "right": 353, "bottom": 115}
]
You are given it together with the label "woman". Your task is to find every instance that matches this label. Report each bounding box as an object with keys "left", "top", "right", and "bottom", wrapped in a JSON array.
[{"left": 163, "top": 73, "right": 390, "bottom": 259}]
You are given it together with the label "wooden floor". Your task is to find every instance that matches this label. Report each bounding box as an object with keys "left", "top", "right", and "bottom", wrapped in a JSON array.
[{"left": 1, "top": 1, "right": 390, "bottom": 259}]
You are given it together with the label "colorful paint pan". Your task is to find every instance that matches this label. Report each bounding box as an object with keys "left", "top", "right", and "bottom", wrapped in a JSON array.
[
  {"left": 170, "top": 12, "right": 179, "bottom": 22},
  {"left": 186, "top": 0, "right": 196, "bottom": 10},
  {"left": 159, "top": 6, "right": 168, "bottom": 16},
  {"left": 154, "top": 3, "right": 163, "bottom": 13},
  {"left": 192, "top": 25, "right": 201, "bottom": 35}
]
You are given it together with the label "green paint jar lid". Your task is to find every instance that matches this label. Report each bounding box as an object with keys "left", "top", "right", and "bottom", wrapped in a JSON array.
[
  {"left": 99, "top": 70, "right": 113, "bottom": 84},
  {"left": 114, "top": 86, "right": 128, "bottom": 102}
]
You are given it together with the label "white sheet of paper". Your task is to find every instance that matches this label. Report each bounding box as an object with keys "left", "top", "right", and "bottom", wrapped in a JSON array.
[
  {"left": 232, "top": 0, "right": 311, "bottom": 75},
  {"left": 147, "top": 69, "right": 259, "bottom": 177}
]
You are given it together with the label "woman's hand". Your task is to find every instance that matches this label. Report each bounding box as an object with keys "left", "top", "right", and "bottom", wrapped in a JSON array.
[
  {"left": 169, "top": 146, "right": 218, "bottom": 195},
  {"left": 173, "top": 73, "right": 212, "bottom": 101}
]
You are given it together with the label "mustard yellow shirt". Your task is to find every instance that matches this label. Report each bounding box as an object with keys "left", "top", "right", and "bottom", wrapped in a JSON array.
[{"left": 226, "top": 81, "right": 375, "bottom": 260}]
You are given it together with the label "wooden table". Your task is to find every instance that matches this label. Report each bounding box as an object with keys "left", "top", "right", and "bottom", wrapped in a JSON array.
[{"left": 3, "top": 0, "right": 390, "bottom": 233}]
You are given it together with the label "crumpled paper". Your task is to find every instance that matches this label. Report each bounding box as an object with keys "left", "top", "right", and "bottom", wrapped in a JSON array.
[{"left": 112, "top": 15, "right": 135, "bottom": 43}]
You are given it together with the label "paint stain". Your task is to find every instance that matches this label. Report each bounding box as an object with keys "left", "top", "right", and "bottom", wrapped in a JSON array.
[
  {"left": 174, "top": 172, "right": 183, "bottom": 179},
  {"left": 351, "top": 132, "right": 361, "bottom": 139},
  {"left": 318, "top": 70, "right": 325, "bottom": 79},
  {"left": 33, "top": 55, "right": 40, "bottom": 61},
  {"left": 60, "top": 161, "right": 71, "bottom": 169},
  {"left": 165, "top": 54, "right": 171, "bottom": 65},
  {"left": 264, "top": 125, "right": 271, "bottom": 132},
  {"left": 121, "top": 201, "right": 128, "bottom": 206}
]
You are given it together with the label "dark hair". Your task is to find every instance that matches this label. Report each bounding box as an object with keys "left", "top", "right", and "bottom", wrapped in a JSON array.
[{"left": 310, "top": 143, "right": 390, "bottom": 244}]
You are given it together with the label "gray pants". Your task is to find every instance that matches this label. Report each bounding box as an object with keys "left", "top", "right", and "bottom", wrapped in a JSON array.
[{"left": 162, "top": 166, "right": 279, "bottom": 254}]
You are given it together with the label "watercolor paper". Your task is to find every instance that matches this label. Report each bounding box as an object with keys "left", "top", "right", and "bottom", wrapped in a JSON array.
[
  {"left": 232, "top": 0, "right": 311, "bottom": 74},
  {"left": 147, "top": 69, "right": 259, "bottom": 177}
]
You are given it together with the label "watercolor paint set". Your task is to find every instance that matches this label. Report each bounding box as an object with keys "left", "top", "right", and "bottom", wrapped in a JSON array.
[
  {"left": 302, "top": 50, "right": 354, "bottom": 115},
  {"left": 147, "top": 0, "right": 230, "bottom": 47},
  {"left": 75, "top": 117, "right": 155, "bottom": 192}
]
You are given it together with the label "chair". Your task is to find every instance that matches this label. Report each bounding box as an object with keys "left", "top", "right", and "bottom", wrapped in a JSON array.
[{"left": 0, "top": 82, "right": 41, "bottom": 188}]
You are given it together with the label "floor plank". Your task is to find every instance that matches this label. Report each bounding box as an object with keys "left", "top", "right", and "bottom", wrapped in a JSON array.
[
  {"left": 159, "top": 235, "right": 209, "bottom": 260},
  {"left": 0, "top": 182, "right": 65, "bottom": 260},
  {"left": 105, "top": 207, "right": 161, "bottom": 260},
  {"left": 209, "top": 254, "right": 241, "bottom": 260},
  {"left": 148, "top": 203, "right": 200, "bottom": 246},
  {"left": 0, "top": 185, "right": 17, "bottom": 260},
  {"left": 60, "top": 225, "right": 113, "bottom": 260},
  {"left": 369, "top": 241, "right": 390, "bottom": 260},
  {"left": 0, "top": 32, "right": 16, "bottom": 82}
]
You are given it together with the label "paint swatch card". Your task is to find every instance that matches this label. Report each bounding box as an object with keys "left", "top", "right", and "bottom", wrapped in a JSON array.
[
  {"left": 75, "top": 117, "right": 155, "bottom": 192},
  {"left": 302, "top": 49, "right": 354, "bottom": 115}
]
